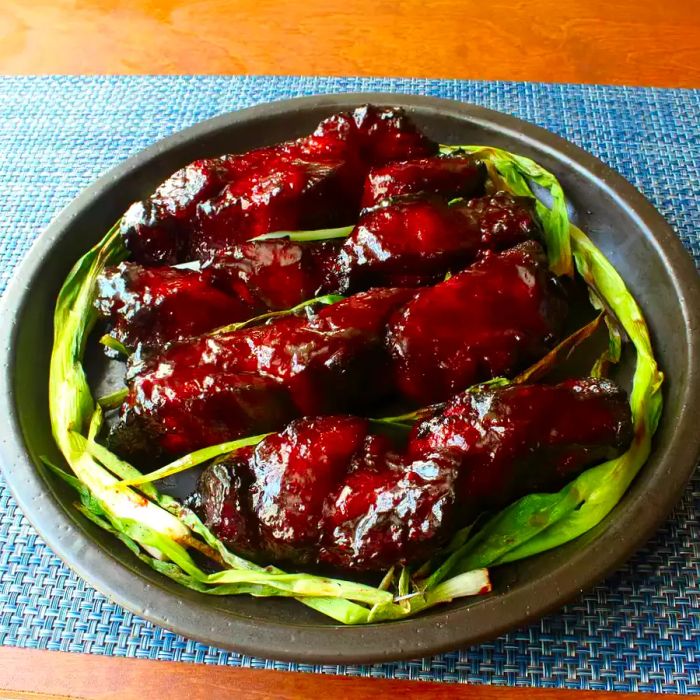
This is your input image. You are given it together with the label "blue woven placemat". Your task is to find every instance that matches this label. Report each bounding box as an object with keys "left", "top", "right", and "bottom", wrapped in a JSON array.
[{"left": 0, "top": 76, "right": 698, "bottom": 693}]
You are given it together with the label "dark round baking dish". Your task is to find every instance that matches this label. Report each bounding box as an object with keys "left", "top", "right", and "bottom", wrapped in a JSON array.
[{"left": 0, "top": 93, "right": 698, "bottom": 664}]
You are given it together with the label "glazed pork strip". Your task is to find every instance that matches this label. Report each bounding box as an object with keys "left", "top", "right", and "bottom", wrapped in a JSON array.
[
  {"left": 120, "top": 105, "right": 438, "bottom": 265},
  {"left": 107, "top": 287, "right": 415, "bottom": 462},
  {"left": 188, "top": 153, "right": 487, "bottom": 263},
  {"left": 97, "top": 191, "right": 539, "bottom": 349},
  {"left": 193, "top": 415, "right": 461, "bottom": 571},
  {"left": 95, "top": 241, "right": 339, "bottom": 349},
  {"left": 408, "top": 378, "right": 634, "bottom": 519},
  {"left": 333, "top": 191, "right": 541, "bottom": 292},
  {"left": 359, "top": 154, "right": 486, "bottom": 209},
  {"left": 108, "top": 242, "right": 565, "bottom": 462},
  {"left": 385, "top": 240, "right": 567, "bottom": 405},
  {"left": 192, "top": 379, "right": 632, "bottom": 572},
  {"left": 187, "top": 159, "right": 354, "bottom": 262}
]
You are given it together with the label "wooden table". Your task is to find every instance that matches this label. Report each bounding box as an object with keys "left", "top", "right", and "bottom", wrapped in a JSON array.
[
  {"left": 1, "top": 0, "right": 699, "bottom": 86},
  {"left": 0, "top": 1, "right": 697, "bottom": 697},
  {"left": 0, "top": 648, "right": 685, "bottom": 699}
]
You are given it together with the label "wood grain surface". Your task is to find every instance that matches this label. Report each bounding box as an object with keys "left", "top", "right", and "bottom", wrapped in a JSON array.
[
  {"left": 0, "top": 647, "right": 685, "bottom": 699},
  {"left": 1, "top": 0, "right": 699, "bottom": 87}
]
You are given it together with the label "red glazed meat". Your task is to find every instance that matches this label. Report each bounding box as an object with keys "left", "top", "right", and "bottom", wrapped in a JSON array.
[
  {"left": 96, "top": 241, "right": 339, "bottom": 349},
  {"left": 119, "top": 158, "right": 238, "bottom": 266},
  {"left": 310, "top": 105, "right": 438, "bottom": 166},
  {"left": 360, "top": 155, "right": 486, "bottom": 209},
  {"left": 249, "top": 417, "right": 367, "bottom": 562},
  {"left": 100, "top": 191, "right": 541, "bottom": 349},
  {"left": 107, "top": 369, "right": 295, "bottom": 465},
  {"left": 118, "top": 147, "right": 315, "bottom": 266},
  {"left": 408, "top": 378, "right": 633, "bottom": 518},
  {"left": 189, "top": 159, "right": 353, "bottom": 261},
  {"left": 334, "top": 197, "right": 482, "bottom": 292},
  {"left": 195, "top": 417, "right": 367, "bottom": 564},
  {"left": 109, "top": 288, "right": 414, "bottom": 461},
  {"left": 191, "top": 379, "right": 631, "bottom": 572},
  {"left": 120, "top": 105, "right": 437, "bottom": 265},
  {"left": 206, "top": 240, "right": 339, "bottom": 311},
  {"left": 385, "top": 241, "right": 567, "bottom": 404},
  {"left": 194, "top": 416, "right": 459, "bottom": 570},
  {"left": 95, "top": 262, "right": 255, "bottom": 349},
  {"left": 464, "top": 191, "right": 542, "bottom": 251},
  {"left": 317, "top": 440, "right": 460, "bottom": 571},
  {"left": 333, "top": 192, "right": 539, "bottom": 292},
  {"left": 119, "top": 144, "right": 347, "bottom": 266}
]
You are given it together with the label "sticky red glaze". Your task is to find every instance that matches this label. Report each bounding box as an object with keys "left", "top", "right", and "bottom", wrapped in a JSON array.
[
  {"left": 360, "top": 155, "right": 486, "bottom": 209},
  {"left": 96, "top": 241, "right": 339, "bottom": 348},
  {"left": 249, "top": 417, "right": 368, "bottom": 561},
  {"left": 110, "top": 288, "right": 413, "bottom": 461},
  {"left": 408, "top": 378, "right": 634, "bottom": 518},
  {"left": 109, "top": 244, "right": 568, "bottom": 460},
  {"left": 119, "top": 158, "right": 235, "bottom": 265},
  {"left": 108, "top": 369, "right": 294, "bottom": 463},
  {"left": 196, "top": 449, "right": 258, "bottom": 555},
  {"left": 333, "top": 192, "right": 540, "bottom": 293},
  {"left": 464, "top": 191, "right": 542, "bottom": 251},
  {"left": 193, "top": 378, "right": 632, "bottom": 571},
  {"left": 318, "top": 441, "right": 459, "bottom": 571},
  {"left": 133, "top": 286, "right": 414, "bottom": 386},
  {"left": 196, "top": 417, "right": 457, "bottom": 570},
  {"left": 385, "top": 241, "right": 567, "bottom": 405},
  {"left": 314, "top": 105, "right": 438, "bottom": 165},
  {"left": 206, "top": 240, "right": 338, "bottom": 311},
  {"left": 335, "top": 198, "right": 480, "bottom": 292},
  {"left": 196, "top": 417, "right": 368, "bottom": 564},
  {"left": 119, "top": 143, "right": 350, "bottom": 266},
  {"left": 95, "top": 262, "right": 256, "bottom": 349},
  {"left": 333, "top": 198, "right": 470, "bottom": 292},
  {"left": 120, "top": 106, "right": 437, "bottom": 265},
  {"left": 188, "top": 159, "right": 351, "bottom": 261}
]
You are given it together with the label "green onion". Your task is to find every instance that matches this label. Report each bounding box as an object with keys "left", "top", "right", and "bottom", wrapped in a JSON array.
[
  {"left": 249, "top": 225, "right": 354, "bottom": 242},
  {"left": 120, "top": 433, "right": 272, "bottom": 486},
  {"left": 99, "top": 334, "right": 130, "bottom": 357},
  {"left": 49, "top": 225, "right": 188, "bottom": 544},
  {"left": 97, "top": 387, "right": 128, "bottom": 410},
  {"left": 367, "top": 568, "right": 491, "bottom": 622},
  {"left": 372, "top": 377, "right": 512, "bottom": 430},
  {"left": 512, "top": 314, "right": 604, "bottom": 385},
  {"left": 591, "top": 314, "right": 623, "bottom": 378},
  {"left": 210, "top": 294, "right": 344, "bottom": 336},
  {"left": 441, "top": 145, "right": 574, "bottom": 277}
]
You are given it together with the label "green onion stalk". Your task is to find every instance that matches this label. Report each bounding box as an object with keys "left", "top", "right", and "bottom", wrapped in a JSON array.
[
  {"left": 249, "top": 225, "right": 354, "bottom": 242},
  {"left": 47, "top": 144, "right": 662, "bottom": 623},
  {"left": 209, "top": 294, "right": 345, "bottom": 336}
]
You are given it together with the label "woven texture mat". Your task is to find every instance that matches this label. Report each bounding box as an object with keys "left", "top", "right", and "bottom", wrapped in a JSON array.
[{"left": 0, "top": 76, "right": 698, "bottom": 693}]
